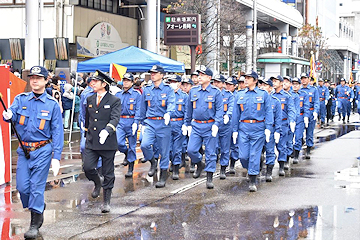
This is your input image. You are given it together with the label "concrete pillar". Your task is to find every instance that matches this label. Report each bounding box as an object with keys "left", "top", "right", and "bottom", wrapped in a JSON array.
[
  {"left": 348, "top": 54, "right": 352, "bottom": 82},
  {"left": 25, "top": 0, "right": 40, "bottom": 69},
  {"left": 246, "top": 20, "right": 253, "bottom": 72},
  {"left": 291, "top": 36, "right": 297, "bottom": 56},
  {"left": 205, "top": 0, "right": 218, "bottom": 71},
  {"left": 145, "top": 0, "right": 156, "bottom": 52},
  {"left": 281, "top": 32, "right": 287, "bottom": 55},
  {"left": 343, "top": 51, "right": 348, "bottom": 80}
]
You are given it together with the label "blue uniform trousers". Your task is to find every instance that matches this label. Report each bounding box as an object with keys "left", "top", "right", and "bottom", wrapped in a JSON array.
[
  {"left": 230, "top": 138, "right": 239, "bottom": 160},
  {"left": 287, "top": 129, "right": 294, "bottom": 156},
  {"left": 187, "top": 122, "right": 217, "bottom": 173},
  {"left": 170, "top": 120, "right": 186, "bottom": 165},
  {"left": 141, "top": 119, "right": 171, "bottom": 170},
  {"left": 16, "top": 143, "right": 52, "bottom": 214},
  {"left": 331, "top": 100, "right": 336, "bottom": 116},
  {"left": 305, "top": 116, "right": 316, "bottom": 147},
  {"left": 182, "top": 136, "right": 188, "bottom": 154},
  {"left": 294, "top": 115, "right": 305, "bottom": 151},
  {"left": 346, "top": 100, "right": 351, "bottom": 116},
  {"left": 116, "top": 119, "right": 137, "bottom": 163},
  {"left": 276, "top": 122, "right": 289, "bottom": 162},
  {"left": 265, "top": 126, "right": 276, "bottom": 165},
  {"left": 319, "top": 101, "right": 326, "bottom": 122},
  {"left": 238, "top": 122, "right": 265, "bottom": 175},
  {"left": 218, "top": 123, "right": 232, "bottom": 166},
  {"left": 338, "top": 99, "right": 347, "bottom": 118}
]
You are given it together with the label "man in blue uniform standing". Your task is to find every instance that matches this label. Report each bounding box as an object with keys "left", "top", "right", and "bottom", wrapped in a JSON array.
[
  {"left": 114, "top": 73, "right": 141, "bottom": 178},
  {"left": 2, "top": 66, "right": 63, "bottom": 238},
  {"left": 232, "top": 71, "right": 273, "bottom": 192},
  {"left": 84, "top": 70, "right": 121, "bottom": 213},
  {"left": 345, "top": 82, "right": 354, "bottom": 123},
  {"left": 335, "top": 78, "right": 352, "bottom": 124},
  {"left": 140, "top": 65, "right": 175, "bottom": 188},
  {"left": 260, "top": 79, "right": 281, "bottom": 182},
  {"left": 292, "top": 77, "right": 310, "bottom": 164},
  {"left": 225, "top": 77, "right": 239, "bottom": 174},
  {"left": 166, "top": 74, "right": 188, "bottom": 180},
  {"left": 330, "top": 82, "right": 337, "bottom": 121},
  {"left": 317, "top": 78, "right": 330, "bottom": 127},
  {"left": 185, "top": 66, "right": 223, "bottom": 189},
  {"left": 271, "top": 75, "right": 296, "bottom": 175},
  {"left": 212, "top": 75, "right": 234, "bottom": 179},
  {"left": 300, "top": 73, "right": 320, "bottom": 159}
]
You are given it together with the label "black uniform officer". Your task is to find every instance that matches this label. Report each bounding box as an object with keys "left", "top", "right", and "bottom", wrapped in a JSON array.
[{"left": 84, "top": 70, "right": 121, "bottom": 213}]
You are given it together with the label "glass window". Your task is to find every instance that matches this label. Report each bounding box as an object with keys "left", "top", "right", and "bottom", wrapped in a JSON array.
[
  {"left": 94, "top": 0, "right": 100, "bottom": 9},
  {"left": 107, "top": 0, "right": 113, "bottom": 12},
  {"left": 88, "top": 0, "right": 94, "bottom": 8}
]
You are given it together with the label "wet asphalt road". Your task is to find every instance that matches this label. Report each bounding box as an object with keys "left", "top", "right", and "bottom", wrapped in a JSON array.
[{"left": 1, "top": 115, "right": 360, "bottom": 240}]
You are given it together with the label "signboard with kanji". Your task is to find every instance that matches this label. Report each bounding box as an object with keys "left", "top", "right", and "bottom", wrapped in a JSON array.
[{"left": 164, "top": 14, "right": 201, "bottom": 46}]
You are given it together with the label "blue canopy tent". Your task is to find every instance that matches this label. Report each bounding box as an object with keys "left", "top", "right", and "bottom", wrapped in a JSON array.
[{"left": 77, "top": 46, "right": 185, "bottom": 73}]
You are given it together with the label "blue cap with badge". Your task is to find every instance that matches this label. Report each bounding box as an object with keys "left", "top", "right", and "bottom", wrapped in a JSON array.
[
  {"left": 92, "top": 70, "right": 114, "bottom": 85},
  {"left": 300, "top": 72, "right": 308, "bottom": 78},
  {"left": 149, "top": 65, "right": 165, "bottom": 74},
  {"left": 167, "top": 74, "right": 182, "bottom": 82},
  {"left": 225, "top": 76, "right": 238, "bottom": 85},
  {"left": 197, "top": 65, "right": 213, "bottom": 77},
  {"left": 28, "top": 66, "right": 48, "bottom": 78},
  {"left": 264, "top": 78, "right": 273, "bottom": 87},
  {"left": 291, "top": 77, "right": 301, "bottom": 84},
  {"left": 271, "top": 75, "right": 284, "bottom": 82},
  {"left": 190, "top": 71, "right": 199, "bottom": 76},
  {"left": 123, "top": 72, "right": 134, "bottom": 81},
  {"left": 242, "top": 70, "right": 258, "bottom": 79},
  {"left": 181, "top": 78, "right": 194, "bottom": 85},
  {"left": 212, "top": 74, "right": 226, "bottom": 82}
]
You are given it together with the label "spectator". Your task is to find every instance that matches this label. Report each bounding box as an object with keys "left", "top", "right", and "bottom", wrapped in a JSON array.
[
  {"left": 53, "top": 90, "right": 63, "bottom": 113},
  {"left": 73, "top": 87, "right": 81, "bottom": 130},
  {"left": 62, "top": 83, "right": 74, "bottom": 129}
]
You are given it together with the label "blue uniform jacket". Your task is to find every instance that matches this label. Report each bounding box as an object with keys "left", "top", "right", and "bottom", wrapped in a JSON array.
[
  {"left": 289, "top": 89, "right": 300, "bottom": 120},
  {"left": 7, "top": 92, "right": 64, "bottom": 159},
  {"left": 114, "top": 87, "right": 142, "bottom": 125},
  {"left": 297, "top": 89, "right": 311, "bottom": 119},
  {"left": 271, "top": 95, "right": 282, "bottom": 133},
  {"left": 185, "top": 84, "right": 223, "bottom": 127},
  {"left": 172, "top": 89, "right": 188, "bottom": 118},
  {"left": 221, "top": 89, "right": 234, "bottom": 117},
  {"left": 272, "top": 89, "right": 296, "bottom": 124},
  {"left": 79, "top": 86, "right": 94, "bottom": 125},
  {"left": 355, "top": 85, "right": 360, "bottom": 101},
  {"left": 139, "top": 81, "right": 175, "bottom": 122},
  {"left": 301, "top": 84, "right": 320, "bottom": 114},
  {"left": 232, "top": 87, "right": 274, "bottom": 131},
  {"left": 318, "top": 85, "right": 330, "bottom": 101}
]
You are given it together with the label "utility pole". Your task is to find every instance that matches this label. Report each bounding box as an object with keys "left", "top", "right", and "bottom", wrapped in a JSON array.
[{"left": 253, "top": 0, "right": 257, "bottom": 72}]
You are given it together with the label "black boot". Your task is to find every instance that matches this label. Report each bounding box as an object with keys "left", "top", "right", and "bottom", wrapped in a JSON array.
[
  {"left": 122, "top": 150, "right": 129, "bottom": 166},
  {"left": 249, "top": 175, "right": 257, "bottom": 192},
  {"left": 284, "top": 156, "right": 290, "bottom": 170},
  {"left": 91, "top": 174, "right": 103, "bottom": 198},
  {"left": 342, "top": 117, "right": 346, "bottom": 124},
  {"left": 193, "top": 161, "right": 205, "bottom": 178},
  {"left": 265, "top": 165, "right": 274, "bottom": 182},
  {"left": 169, "top": 163, "right": 173, "bottom": 172},
  {"left": 260, "top": 154, "right": 265, "bottom": 171},
  {"left": 189, "top": 161, "right": 196, "bottom": 173},
  {"left": 293, "top": 150, "right": 300, "bottom": 164},
  {"left": 347, "top": 115, "right": 350, "bottom": 123},
  {"left": 101, "top": 189, "right": 112, "bottom": 213},
  {"left": 229, "top": 158, "right": 236, "bottom": 174},
  {"left": 180, "top": 153, "right": 187, "bottom": 168},
  {"left": 155, "top": 169, "right": 168, "bottom": 188},
  {"left": 125, "top": 161, "right": 134, "bottom": 178},
  {"left": 338, "top": 115, "right": 341, "bottom": 121},
  {"left": 220, "top": 166, "right": 227, "bottom": 180},
  {"left": 140, "top": 157, "right": 147, "bottom": 163},
  {"left": 24, "top": 211, "right": 43, "bottom": 239},
  {"left": 148, "top": 157, "right": 158, "bottom": 177},
  {"left": 172, "top": 164, "right": 180, "bottom": 180},
  {"left": 279, "top": 162, "right": 285, "bottom": 176},
  {"left": 305, "top": 146, "right": 311, "bottom": 159},
  {"left": 206, "top": 172, "right": 214, "bottom": 189}
]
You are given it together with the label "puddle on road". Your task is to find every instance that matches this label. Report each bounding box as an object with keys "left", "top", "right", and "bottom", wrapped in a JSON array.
[
  {"left": 317, "top": 124, "right": 358, "bottom": 143},
  {"left": 111, "top": 205, "right": 320, "bottom": 240}
]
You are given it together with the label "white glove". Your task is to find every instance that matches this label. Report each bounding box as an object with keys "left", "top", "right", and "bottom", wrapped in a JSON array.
[
  {"left": 290, "top": 121, "right": 296, "bottom": 133},
  {"left": 181, "top": 124, "right": 187, "bottom": 136},
  {"left": 350, "top": 98, "right": 353, "bottom": 103},
  {"left": 325, "top": 100, "right": 328, "bottom": 105},
  {"left": 232, "top": 132, "right": 238, "bottom": 144},
  {"left": 132, "top": 123, "right": 138, "bottom": 135},
  {"left": 304, "top": 117, "right": 309, "bottom": 128},
  {"left": 187, "top": 126, "right": 192, "bottom": 137},
  {"left": 2, "top": 110, "right": 13, "bottom": 120},
  {"left": 224, "top": 114, "right": 230, "bottom": 124},
  {"left": 99, "top": 129, "right": 109, "bottom": 144},
  {"left": 336, "top": 101, "right": 338, "bottom": 108},
  {"left": 313, "top": 112, "right": 318, "bottom": 121},
  {"left": 356, "top": 100, "right": 359, "bottom": 105},
  {"left": 265, "top": 129, "right": 271, "bottom": 143},
  {"left": 274, "top": 132, "right": 280, "bottom": 144},
  {"left": 51, "top": 159, "right": 60, "bottom": 176},
  {"left": 80, "top": 121, "right": 85, "bottom": 131},
  {"left": 164, "top": 113, "right": 170, "bottom": 125},
  {"left": 211, "top": 124, "right": 219, "bottom": 137}
]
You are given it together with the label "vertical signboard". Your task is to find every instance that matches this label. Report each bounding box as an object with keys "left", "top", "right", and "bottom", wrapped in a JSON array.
[{"left": 164, "top": 14, "right": 201, "bottom": 46}]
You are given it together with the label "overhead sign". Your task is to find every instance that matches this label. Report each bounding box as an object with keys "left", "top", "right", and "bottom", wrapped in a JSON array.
[
  {"left": 164, "top": 14, "right": 201, "bottom": 46},
  {"left": 77, "top": 22, "right": 128, "bottom": 58}
]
